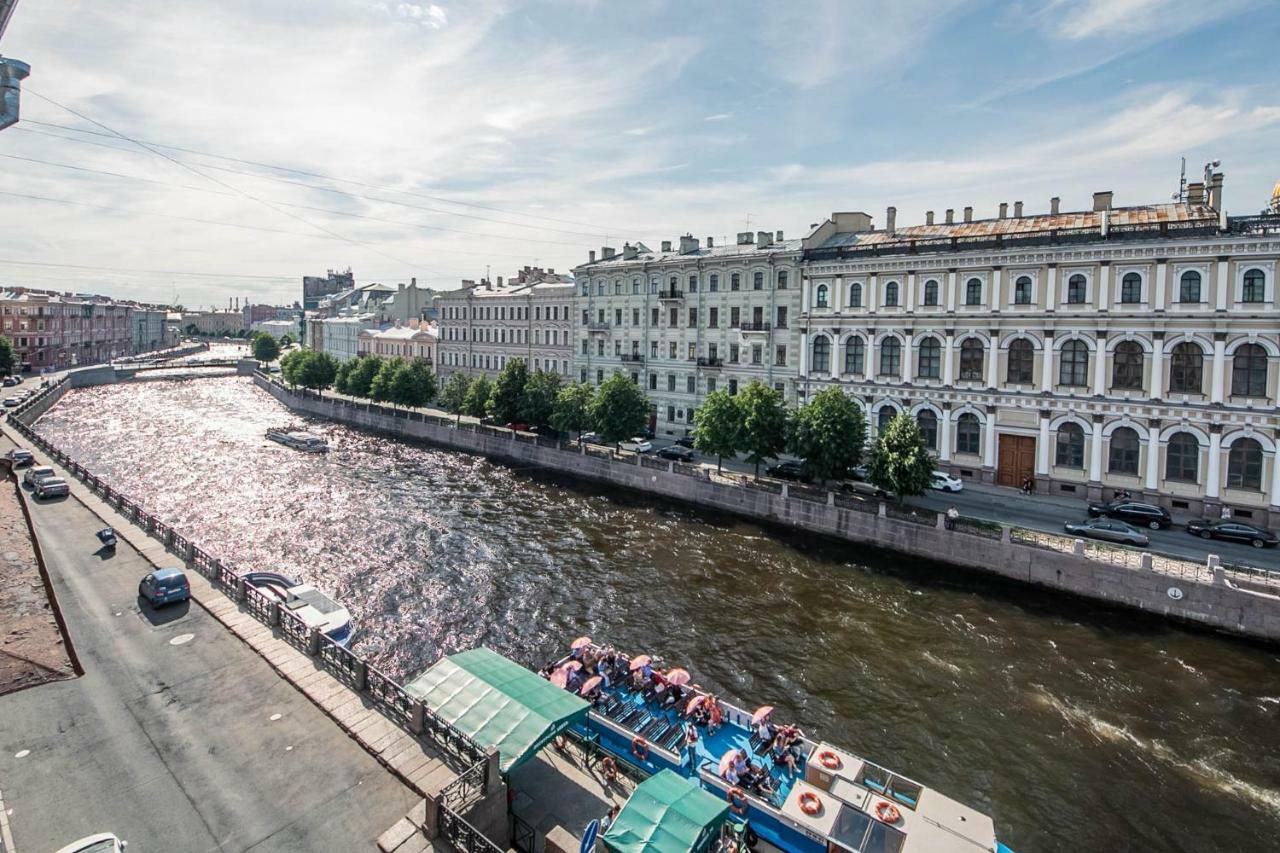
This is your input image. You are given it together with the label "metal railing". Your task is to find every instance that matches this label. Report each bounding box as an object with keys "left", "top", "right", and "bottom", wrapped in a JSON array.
[
  {"left": 440, "top": 805, "right": 505, "bottom": 853},
  {"left": 440, "top": 760, "right": 487, "bottom": 812}
]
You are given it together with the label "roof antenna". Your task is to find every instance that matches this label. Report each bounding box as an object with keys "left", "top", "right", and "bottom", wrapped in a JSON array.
[{"left": 1173, "top": 156, "right": 1186, "bottom": 202}]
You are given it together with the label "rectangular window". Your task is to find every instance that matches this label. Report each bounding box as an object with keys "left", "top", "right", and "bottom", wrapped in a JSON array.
[
  {"left": 686, "top": 375, "right": 695, "bottom": 393},
  {"left": 730, "top": 307, "right": 740, "bottom": 328},
  {"left": 632, "top": 308, "right": 640, "bottom": 326},
  {"left": 731, "top": 274, "right": 741, "bottom": 291},
  {"left": 688, "top": 342, "right": 696, "bottom": 360},
  {"left": 667, "top": 405, "right": 675, "bottom": 422},
  {"left": 709, "top": 274, "right": 719, "bottom": 292},
  {"left": 776, "top": 306, "right": 787, "bottom": 328},
  {"left": 775, "top": 345, "right": 787, "bottom": 366},
  {"left": 650, "top": 340, "right": 658, "bottom": 357},
  {"left": 709, "top": 307, "right": 719, "bottom": 328},
  {"left": 729, "top": 344, "right": 740, "bottom": 363},
  {"left": 582, "top": 340, "right": 589, "bottom": 355},
  {"left": 688, "top": 274, "right": 698, "bottom": 293},
  {"left": 651, "top": 308, "right": 659, "bottom": 325},
  {"left": 777, "top": 270, "right": 789, "bottom": 289},
  {"left": 669, "top": 342, "right": 678, "bottom": 359},
  {"left": 669, "top": 307, "right": 678, "bottom": 326},
  {"left": 649, "top": 373, "right": 657, "bottom": 390},
  {"left": 597, "top": 340, "right": 605, "bottom": 356},
  {"left": 707, "top": 378, "right": 717, "bottom": 393},
  {"left": 708, "top": 343, "right": 719, "bottom": 360},
  {"left": 689, "top": 308, "right": 698, "bottom": 326},
  {"left": 615, "top": 309, "right": 622, "bottom": 325},
  {"left": 597, "top": 369, "right": 604, "bottom": 384},
  {"left": 751, "top": 344, "right": 762, "bottom": 364},
  {"left": 728, "top": 379, "right": 738, "bottom": 395},
  {"left": 753, "top": 272, "right": 764, "bottom": 290},
  {"left": 614, "top": 340, "right": 622, "bottom": 355},
  {"left": 668, "top": 374, "right": 676, "bottom": 392}
]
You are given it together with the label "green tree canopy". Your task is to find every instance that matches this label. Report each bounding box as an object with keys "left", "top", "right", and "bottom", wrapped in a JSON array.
[
  {"left": 488, "top": 358, "right": 529, "bottom": 424},
  {"left": 297, "top": 350, "right": 338, "bottom": 391},
  {"left": 0, "top": 336, "right": 15, "bottom": 376},
  {"left": 279, "top": 334, "right": 294, "bottom": 347},
  {"left": 787, "top": 387, "right": 867, "bottom": 484},
  {"left": 345, "top": 355, "right": 382, "bottom": 398},
  {"left": 369, "top": 357, "right": 406, "bottom": 404},
  {"left": 463, "top": 374, "right": 495, "bottom": 418},
  {"left": 251, "top": 332, "right": 280, "bottom": 362},
  {"left": 280, "top": 349, "right": 304, "bottom": 387},
  {"left": 393, "top": 357, "right": 437, "bottom": 409},
  {"left": 439, "top": 372, "right": 473, "bottom": 414},
  {"left": 869, "top": 413, "right": 936, "bottom": 501},
  {"left": 333, "top": 358, "right": 355, "bottom": 395},
  {"left": 519, "top": 369, "right": 562, "bottom": 428},
  {"left": 590, "top": 373, "right": 649, "bottom": 446},
  {"left": 737, "top": 380, "right": 788, "bottom": 477},
  {"left": 550, "top": 382, "right": 595, "bottom": 439},
  {"left": 693, "top": 389, "right": 741, "bottom": 471}
]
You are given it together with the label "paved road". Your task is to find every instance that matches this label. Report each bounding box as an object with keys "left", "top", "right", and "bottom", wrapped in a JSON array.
[{"left": 0, "top": 465, "right": 416, "bottom": 852}]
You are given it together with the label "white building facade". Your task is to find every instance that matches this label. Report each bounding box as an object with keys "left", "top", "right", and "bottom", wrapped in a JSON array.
[
  {"left": 316, "top": 313, "right": 377, "bottom": 362},
  {"left": 358, "top": 321, "right": 437, "bottom": 362}
]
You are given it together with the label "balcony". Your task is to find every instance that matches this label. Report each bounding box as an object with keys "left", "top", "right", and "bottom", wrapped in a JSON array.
[
  {"left": 587, "top": 321, "right": 610, "bottom": 334},
  {"left": 620, "top": 353, "right": 644, "bottom": 363},
  {"left": 657, "top": 289, "right": 684, "bottom": 301},
  {"left": 695, "top": 356, "right": 724, "bottom": 369},
  {"left": 739, "top": 321, "right": 772, "bottom": 334}
]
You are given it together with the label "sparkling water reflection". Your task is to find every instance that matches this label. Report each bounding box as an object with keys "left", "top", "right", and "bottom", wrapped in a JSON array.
[{"left": 36, "top": 377, "right": 1280, "bottom": 852}]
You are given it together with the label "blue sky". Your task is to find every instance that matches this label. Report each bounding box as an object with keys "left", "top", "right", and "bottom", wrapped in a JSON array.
[{"left": 1, "top": 0, "right": 1277, "bottom": 306}]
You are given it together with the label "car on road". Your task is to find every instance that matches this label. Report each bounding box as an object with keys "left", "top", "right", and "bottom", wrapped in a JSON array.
[
  {"left": 9, "top": 374, "right": 22, "bottom": 384},
  {"left": 1086, "top": 499, "right": 1172, "bottom": 530},
  {"left": 34, "top": 477, "right": 70, "bottom": 499},
  {"left": 839, "top": 479, "right": 889, "bottom": 499},
  {"left": 619, "top": 437, "right": 653, "bottom": 453},
  {"left": 1064, "top": 518, "right": 1150, "bottom": 547},
  {"left": 1185, "top": 518, "right": 1278, "bottom": 548},
  {"left": 23, "top": 465, "right": 56, "bottom": 487},
  {"left": 675, "top": 433, "right": 698, "bottom": 449},
  {"left": 55, "top": 832, "right": 128, "bottom": 853},
  {"left": 578, "top": 431, "right": 602, "bottom": 444},
  {"left": 930, "top": 471, "right": 964, "bottom": 492},
  {"left": 2, "top": 396, "right": 20, "bottom": 407},
  {"left": 766, "top": 461, "right": 811, "bottom": 483},
  {"left": 847, "top": 465, "right": 869, "bottom": 481},
  {"left": 656, "top": 445, "right": 696, "bottom": 462},
  {"left": 5, "top": 448, "right": 34, "bottom": 467},
  {"left": 138, "top": 567, "right": 191, "bottom": 607},
  {"left": 1, "top": 376, "right": 17, "bottom": 387}
]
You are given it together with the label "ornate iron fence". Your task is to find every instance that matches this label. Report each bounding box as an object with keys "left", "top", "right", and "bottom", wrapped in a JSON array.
[
  {"left": 243, "top": 583, "right": 276, "bottom": 624},
  {"left": 277, "top": 605, "right": 311, "bottom": 650},
  {"left": 439, "top": 805, "right": 505, "bottom": 853},
  {"left": 440, "top": 760, "right": 486, "bottom": 812},
  {"left": 366, "top": 663, "right": 415, "bottom": 727},
  {"left": 317, "top": 633, "right": 362, "bottom": 687}
]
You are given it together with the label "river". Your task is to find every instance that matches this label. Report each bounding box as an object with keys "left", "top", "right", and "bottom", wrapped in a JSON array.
[{"left": 34, "top": 376, "right": 1280, "bottom": 852}]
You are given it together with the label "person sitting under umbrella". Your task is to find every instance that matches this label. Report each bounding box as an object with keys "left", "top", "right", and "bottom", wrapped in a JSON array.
[
  {"left": 756, "top": 714, "right": 778, "bottom": 746},
  {"left": 771, "top": 738, "right": 799, "bottom": 775}
]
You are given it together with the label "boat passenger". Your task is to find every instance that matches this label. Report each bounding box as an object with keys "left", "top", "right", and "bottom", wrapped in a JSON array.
[
  {"left": 722, "top": 763, "right": 740, "bottom": 786},
  {"left": 756, "top": 718, "right": 777, "bottom": 745},
  {"left": 596, "top": 657, "right": 611, "bottom": 688},
  {"left": 662, "top": 684, "right": 684, "bottom": 710},
  {"left": 707, "top": 699, "right": 723, "bottom": 734},
  {"left": 771, "top": 739, "right": 798, "bottom": 775},
  {"left": 732, "top": 750, "right": 749, "bottom": 780},
  {"left": 567, "top": 668, "right": 584, "bottom": 693}
]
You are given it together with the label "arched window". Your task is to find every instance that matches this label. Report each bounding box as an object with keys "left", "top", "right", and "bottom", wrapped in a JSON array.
[
  {"left": 1108, "top": 427, "right": 1140, "bottom": 475},
  {"left": 1059, "top": 339, "right": 1090, "bottom": 386},
  {"left": 1231, "top": 343, "right": 1268, "bottom": 397},
  {"left": 956, "top": 413, "right": 981, "bottom": 455},
  {"left": 1227, "top": 438, "right": 1264, "bottom": 490},
  {"left": 877, "top": 407, "right": 897, "bottom": 434},
  {"left": 1055, "top": 423, "right": 1085, "bottom": 468},
  {"left": 730, "top": 273, "right": 741, "bottom": 291},
  {"left": 917, "top": 336, "right": 941, "bottom": 379},
  {"left": 923, "top": 279, "right": 939, "bottom": 306},
  {"left": 1066, "top": 274, "right": 1087, "bottom": 304},
  {"left": 1111, "top": 341, "right": 1144, "bottom": 390},
  {"left": 1243, "top": 269, "right": 1266, "bottom": 303},
  {"left": 1179, "top": 271, "right": 1201, "bottom": 303},
  {"left": 815, "top": 284, "right": 829, "bottom": 308},
  {"left": 811, "top": 336, "right": 831, "bottom": 373},
  {"left": 849, "top": 282, "right": 863, "bottom": 307},
  {"left": 965, "top": 278, "right": 983, "bottom": 306},
  {"left": 1166, "top": 432, "right": 1199, "bottom": 482},
  {"left": 1007, "top": 338, "right": 1034, "bottom": 384},
  {"left": 883, "top": 281, "right": 900, "bottom": 307},
  {"left": 843, "top": 337, "right": 865, "bottom": 374},
  {"left": 1168, "top": 342, "right": 1204, "bottom": 394},
  {"left": 1014, "top": 276, "right": 1032, "bottom": 305},
  {"left": 916, "top": 410, "right": 938, "bottom": 449},
  {"left": 959, "top": 338, "right": 985, "bottom": 381},
  {"left": 1120, "top": 272, "right": 1143, "bottom": 304},
  {"left": 879, "top": 338, "right": 902, "bottom": 376}
]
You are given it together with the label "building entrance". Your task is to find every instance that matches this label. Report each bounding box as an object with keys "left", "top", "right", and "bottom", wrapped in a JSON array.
[{"left": 997, "top": 435, "right": 1036, "bottom": 488}]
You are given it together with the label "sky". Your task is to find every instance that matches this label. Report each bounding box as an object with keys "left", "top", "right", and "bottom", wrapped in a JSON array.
[{"left": 1, "top": 0, "right": 1277, "bottom": 308}]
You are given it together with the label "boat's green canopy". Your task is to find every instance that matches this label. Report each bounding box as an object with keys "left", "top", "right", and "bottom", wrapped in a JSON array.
[
  {"left": 404, "top": 646, "right": 588, "bottom": 774},
  {"left": 601, "top": 771, "right": 730, "bottom": 853}
]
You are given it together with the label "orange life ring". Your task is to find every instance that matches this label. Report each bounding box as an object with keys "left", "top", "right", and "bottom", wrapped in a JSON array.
[
  {"left": 631, "top": 737, "right": 649, "bottom": 761},
  {"left": 600, "top": 756, "right": 618, "bottom": 782},
  {"left": 798, "top": 791, "right": 822, "bottom": 815},
  {"left": 818, "top": 750, "right": 841, "bottom": 770},
  {"left": 727, "top": 787, "right": 748, "bottom": 815},
  {"left": 875, "top": 802, "right": 901, "bottom": 824}
]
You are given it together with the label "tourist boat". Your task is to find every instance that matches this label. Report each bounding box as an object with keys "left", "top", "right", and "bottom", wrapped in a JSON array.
[
  {"left": 544, "top": 641, "right": 1015, "bottom": 853},
  {"left": 243, "top": 571, "right": 353, "bottom": 646},
  {"left": 265, "top": 429, "right": 329, "bottom": 452}
]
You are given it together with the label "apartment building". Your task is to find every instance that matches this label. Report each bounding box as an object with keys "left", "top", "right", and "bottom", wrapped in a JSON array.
[
  {"left": 436, "top": 266, "right": 574, "bottom": 381},
  {"left": 799, "top": 172, "right": 1280, "bottom": 523},
  {"left": 0, "top": 289, "right": 134, "bottom": 369},
  {"left": 358, "top": 320, "right": 437, "bottom": 362},
  {"left": 130, "top": 305, "right": 170, "bottom": 355},
  {"left": 316, "top": 313, "right": 377, "bottom": 362},
  {"left": 571, "top": 232, "right": 803, "bottom": 436}
]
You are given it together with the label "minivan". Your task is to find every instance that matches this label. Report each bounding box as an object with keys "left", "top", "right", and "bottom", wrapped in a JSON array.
[{"left": 138, "top": 568, "right": 191, "bottom": 607}]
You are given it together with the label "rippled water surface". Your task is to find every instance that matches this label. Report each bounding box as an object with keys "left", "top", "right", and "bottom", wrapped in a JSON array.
[{"left": 37, "top": 377, "right": 1280, "bottom": 852}]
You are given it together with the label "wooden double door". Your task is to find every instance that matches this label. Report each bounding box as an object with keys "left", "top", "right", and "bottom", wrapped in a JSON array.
[{"left": 997, "top": 435, "right": 1036, "bottom": 487}]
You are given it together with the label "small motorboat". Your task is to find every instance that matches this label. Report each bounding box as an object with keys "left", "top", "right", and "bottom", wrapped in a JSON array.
[
  {"left": 265, "top": 430, "right": 329, "bottom": 453},
  {"left": 242, "top": 571, "right": 352, "bottom": 646}
]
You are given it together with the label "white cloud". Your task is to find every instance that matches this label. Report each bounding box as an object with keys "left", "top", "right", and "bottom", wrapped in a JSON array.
[
  {"left": 1039, "top": 0, "right": 1253, "bottom": 41},
  {"left": 703, "top": 113, "right": 732, "bottom": 122}
]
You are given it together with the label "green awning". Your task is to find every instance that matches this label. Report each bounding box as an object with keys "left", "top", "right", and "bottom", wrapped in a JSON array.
[
  {"left": 601, "top": 771, "right": 730, "bottom": 853},
  {"left": 404, "top": 647, "right": 589, "bottom": 773}
]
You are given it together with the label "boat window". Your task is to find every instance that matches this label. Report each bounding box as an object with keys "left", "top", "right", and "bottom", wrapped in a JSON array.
[
  {"left": 887, "top": 776, "right": 921, "bottom": 809},
  {"left": 829, "top": 805, "right": 874, "bottom": 852},
  {"left": 854, "top": 763, "right": 892, "bottom": 796},
  {"left": 862, "top": 819, "right": 906, "bottom": 853},
  {"left": 294, "top": 587, "right": 342, "bottom": 614}
]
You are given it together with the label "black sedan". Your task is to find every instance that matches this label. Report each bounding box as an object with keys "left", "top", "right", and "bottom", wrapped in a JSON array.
[
  {"left": 1064, "top": 518, "right": 1150, "bottom": 547},
  {"left": 766, "top": 461, "right": 811, "bottom": 483},
  {"left": 656, "top": 445, "right": 696, "bottom": 462},
  {"left": 1086, "top": 499, "right": 1172, "bottom": 530},
  {"left": 1185, "top": 518, "right": 1278, "bottom": 548}
]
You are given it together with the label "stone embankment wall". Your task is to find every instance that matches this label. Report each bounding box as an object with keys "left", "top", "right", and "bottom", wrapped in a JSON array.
[{"left": 255, "top": 374, "right": 1280, "bottom": 644}]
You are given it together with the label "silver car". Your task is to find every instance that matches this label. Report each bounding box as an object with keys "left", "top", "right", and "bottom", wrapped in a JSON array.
[{"left": 1063, "top": 518, "right": 1149, "bottom": 547}]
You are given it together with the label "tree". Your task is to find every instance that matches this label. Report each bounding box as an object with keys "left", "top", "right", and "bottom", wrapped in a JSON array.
[
  {"left": 550, "top": 382, "right": 595, "bottom": 440},
  {"left": 519, "top": 369, "right": 562, "bottom": 428},
  {"left": 869, "top": 413, "right": 936, "bottom": 502},
  {"left": 280, "top": 349, "right": 304, "bottom": 387},
  {"left": 393, "top": 357, "right": 436, "bottom": 409},
  {"left": 463, "top": 374, "right": 494, "bottom": 418},
  {"left": 737, "top": 380, "right": 788, "bottom": 478},
  {"left": 345, "top": 355, "right": 382, "bottom": 399},
  {"left": 693, "top": 389, "right": 741, "bottom": 472},
  {"left": 251, "top": 332, "right": 280, "bottom": 363},
  {"left": 590, "top": 373, "right": 649, "bottom": 446},
  {"left": 787, "top": 387, "right": 867, "bottom": 485},
  {"left": 369, "top": 357, "right": 405, "bottom": 404},
  {"left": 439, "top": 372, "right": 473, "bottom": 418},
  {"left": 488, "top": 358, "right": 529, "bottom": 424},
  {"left": 0, "top": 336, "right": 14, "bottom": 376},
  {"left": 333, "top": 358, "right": 355, "bottom": 395},
  {"left": 279, "top": 334, "right": 294, "bottom": 348},
  {"left": 297, "top": 350, "right": 338, "bottom": 391},
  {"left": 184, "top": 323, "right": 198, "bottom": 336}
]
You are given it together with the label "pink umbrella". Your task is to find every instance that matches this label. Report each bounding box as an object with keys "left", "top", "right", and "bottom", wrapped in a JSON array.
[
  {"left": 665, "top": 668, "right": 691, "bottom": 686},
  {"left": 563, "top": 660, "right": 583, "bottom": 672},
  {"left": 629, "top": 655, "right": 652, "bottom": 671},
  {"left": 751, "top": 705, "right": 774, "bottom": 725},
  {"left": 571, "top": 636, "right": 592, "bottom": 650},
  {"left": 718, "top": 749, "right": 739, "bottom": 776},
  {"left": 686, "top": 695, "right": 706, "bottom": 715},
  {"left": 579, "top": 675, "right": 603, "bottom": 696},
  {"left": 550, "top": 668, "right": 568, "bottom": 688}
]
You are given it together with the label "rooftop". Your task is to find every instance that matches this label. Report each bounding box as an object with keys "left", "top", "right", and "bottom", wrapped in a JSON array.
[{"left": 579, "top": 234, "right": 803, "bottom": 271}]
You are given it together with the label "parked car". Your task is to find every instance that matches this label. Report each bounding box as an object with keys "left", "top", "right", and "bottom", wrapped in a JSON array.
[
  {"left": 676, "top": 433, "right": 698, "bottom": 449},
  {"left": 839, "top": 478, "right": 889, "bottom": 499},
  {"left": 10, "top": 375, "right": 22, "bottom": 384},
  {"left": 2, "top": 397, "right": 19, "bottom": 407},
  {"left": 23, "top": 465, "right": 57, "bottom": 487},
  {"left": 1064, "top": 518, "right": 1150, "bottom": 547},
  {"left": 619, "top": 437, "right": 653, "bottom": 453},
  {"left": 766, "top": 461, "right": 811, "bottom": 483},
  {"left": 847, "top": 465, "right": 869, "bottom": 481},
  {"left": 1, "top": 376, "right": 17, "bottom": 387},
  {"left": 138, "top": 568, "right": 191, "bottom": 607},
  {"left": 930, "top": 471, "right": 964, "bottom": 492},
  {"left": 1086, "top": 499, "right": 1172, "bottom": 530},
  {"left": 5, "top": 448, "right": 34, "bottom": 467},
  {"left": 656, "top": 445, "right": 696, "bottom": 462},
  {"left": 54, "top": 833, "right": 128, "bottom": 853},
  {"left": 578, "top": 431, "right": 602, "bottom": 445},
  {"left": 639, "top": 426, "right": 655, "bottom": 440},
  {"left": 1185, "top": 518, "right": 1278, "bottom": 548},
  {"left": 34, "top": 477, "right": 70, "bottom": 499}
]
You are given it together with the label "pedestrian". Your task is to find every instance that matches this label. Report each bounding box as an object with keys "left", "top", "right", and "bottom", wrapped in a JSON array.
[
  {"left": 601, "top": 804, "right": 620, "bottom": 833},
  {"left": 684, "top": 721, "right": 699, "bottom": 770},
  {"left": 945, "top": 505, "right": 959, "bottom": 531},
  {"left": 1221, "top": 505, "right": 1233, "bottom": 520},
  {"left": 1021, "top": 476, "right": 1034, "bottom": 495}
]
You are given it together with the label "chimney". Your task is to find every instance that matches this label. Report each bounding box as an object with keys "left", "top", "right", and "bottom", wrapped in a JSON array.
[
  {"left": 706, "top": 237, "right": 714, "bottom": 248},
  {"left": 945, "top": 208, "right": 954, "bottom": 225},
  {"left": 410, "top": 277, "right": 416, "bottom": 288},
  {"left": 497, "top": 276, "right": 503, "bottom": 286},
  {"left": 756, "top": 230, "right": 773, "bottom": 248},
  {"left": 661, "top": 240, "right": 672, "bottom": 252},
  {"left": 1092, "top": 190, "right": 1113, "bottom": 211},
  {"left": 680, "top": 234, "right": 700, "bottom": 254},
  {"left": 998, "top": 202, "right": 1008, "bottom": 220},
  {"left": 1050, "top": 196, "right": 1060, "bottom": 215},
  {"left": 885, "top": 206, "right": 897, "bottom": 235},
  {"left": 925, "top": 210, "right": 934, "bottom": 226},
  {"left": 775, "top": 230, "right": 784, "bottom": 242},
  {"left": 398, "top": 282, "right": 405, "bottom": 291},
  {"left": 1208, "top": 171, "right": 1225, "bottom": 210},
  {"left": 623, "top": 243, "right": 639, "bottom": 260},
  {"left": 1014, "top": 201, "right": 1023, "bottom": 218},
  {"left": 1186, "top": 182, "right": 1205, "bottom": 205},
  {"left": 736, "top": 232, "right": 755, "bottom": 245},
  {"left": 601, "top": 246, "right": 616, "bottom": 259},
  {"left": 963, "top": 206, "right": 973, "bottom": 223},
  {"left": 589, "top": 250, "right": 596, "bottom": 263}
]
